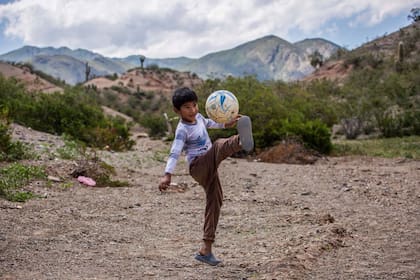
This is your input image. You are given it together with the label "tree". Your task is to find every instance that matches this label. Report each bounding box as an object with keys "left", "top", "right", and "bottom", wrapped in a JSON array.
[
  {"left": 408, "top": 8, "right": 420, "bottom": 22},
  {"left": 85, "top": 62, "right": 91, "bottom": 82},
  {"left": 309, "top": 50, "right": 323, "bottom": 69}
]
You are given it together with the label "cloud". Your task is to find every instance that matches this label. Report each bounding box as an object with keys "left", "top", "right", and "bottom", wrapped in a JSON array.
[{"left": 0, "top": 0, "right": 417, "bottom": 58}]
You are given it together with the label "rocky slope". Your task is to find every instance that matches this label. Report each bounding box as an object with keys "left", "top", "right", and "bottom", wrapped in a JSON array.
[
  {"left": 304, "top": 21, "right": 420, "bottom": 83},
  {"left": 0, "top": 62, "right": 63, "bottom": 93}
]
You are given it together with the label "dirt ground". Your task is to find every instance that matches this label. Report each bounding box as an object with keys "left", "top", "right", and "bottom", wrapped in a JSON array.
[{"left": 1, "top": 125, "right": 419, "bottom": 279}]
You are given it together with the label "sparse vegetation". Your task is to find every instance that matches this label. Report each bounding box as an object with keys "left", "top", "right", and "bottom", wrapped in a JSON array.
[
  {"left": 20, "top": 63, "right": 67, "bottom": 87},
  {"left": 55, "top": 134, "right": 86, "bottom": 160},
  {"left": 0, "top": 76, "right": 134, "bottom": 151},
  {"left": 71, "top": 152, "right": 129, "bottom": 188},
  {"left": 140, "top": 115, "right": 168, "bottom": 138},
  {"left": 0, "top": 163, "right": 46, "bottom": 202},
  {"left": 332, "top": 136, "right": 420, "bottom": 159},
  {"left": 0, "top": 110, "right": 35, "bottom": 161}
]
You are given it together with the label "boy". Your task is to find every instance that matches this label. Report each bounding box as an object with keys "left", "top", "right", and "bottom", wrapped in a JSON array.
[{"left": 158, "top": 87, "right": 253, "bottom": 266}]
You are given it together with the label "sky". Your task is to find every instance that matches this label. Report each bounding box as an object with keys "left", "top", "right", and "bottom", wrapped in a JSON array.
[{"left": 0, "top": 0, "right": 419, "bottom": 58}]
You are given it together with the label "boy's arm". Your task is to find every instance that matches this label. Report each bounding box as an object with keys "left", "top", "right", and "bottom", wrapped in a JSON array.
[
  {"left": 159, "top": 173, "right": 171, "bottom": 191},
  {"left": 204, "top": 114, "right": 240, "bottom": 129},
  {"left": 158, "top": 128, "right": 185, "bottom": 191}
]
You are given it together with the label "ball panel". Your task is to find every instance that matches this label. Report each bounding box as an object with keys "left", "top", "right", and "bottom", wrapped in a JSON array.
[{"left": 205, "top": 90, "right": 239, "bottom": 123}]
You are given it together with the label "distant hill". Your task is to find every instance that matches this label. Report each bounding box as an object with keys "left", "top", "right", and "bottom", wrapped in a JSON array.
[
  {"left": 0, "top": 35, "right": 340, "bottom": 84},
  {"left": 0, "top": 46, "right": 131, "bottom": 85},
  {"left": 304, "top": 21, "right": 420, "bottom": 82},
  {"left": 0, "top": 61, "right": 63, "bottom": 93},
  {"left": 84, "top": 67, "right": 203, "bottom": 96}
]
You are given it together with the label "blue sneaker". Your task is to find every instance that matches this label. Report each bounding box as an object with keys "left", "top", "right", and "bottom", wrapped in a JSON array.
[
  {"left": 194, "top": 252, "right": 222, "bottom": 266},
  {"left": 237, "top": 115, "right": 254, "bottom": 152}
]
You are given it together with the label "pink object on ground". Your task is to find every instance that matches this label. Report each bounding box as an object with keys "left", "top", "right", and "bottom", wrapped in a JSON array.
[{"left": 77, "top": 176, "right": 96, "bottom": 187}]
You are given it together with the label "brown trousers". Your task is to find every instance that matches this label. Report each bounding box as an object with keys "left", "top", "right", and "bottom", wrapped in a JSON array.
[{"left": 189, "top": 135, "right": 242, "bottom": 242}]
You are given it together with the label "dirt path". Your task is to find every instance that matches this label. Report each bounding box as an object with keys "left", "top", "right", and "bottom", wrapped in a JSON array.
[{"left": 1, "top": 128, "right": 419, "bottom": 279}]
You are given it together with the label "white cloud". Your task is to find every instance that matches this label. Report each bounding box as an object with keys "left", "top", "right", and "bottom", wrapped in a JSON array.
[{"left": 0, "top": 0, "right": 417, "bottom": 57}]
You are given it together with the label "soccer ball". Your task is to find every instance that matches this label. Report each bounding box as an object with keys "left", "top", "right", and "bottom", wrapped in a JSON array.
[{"left": 205, "top": 90, "right": 239, "bottom": 123}]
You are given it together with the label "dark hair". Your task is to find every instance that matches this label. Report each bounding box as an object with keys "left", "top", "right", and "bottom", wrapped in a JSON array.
[{"left": 172, "top": 87, "right": 198, "bottom": 110}]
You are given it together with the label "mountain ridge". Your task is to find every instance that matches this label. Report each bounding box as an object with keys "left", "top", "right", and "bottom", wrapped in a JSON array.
[{"left": 0, "top": 34, "right": 340, "bottom": 84}]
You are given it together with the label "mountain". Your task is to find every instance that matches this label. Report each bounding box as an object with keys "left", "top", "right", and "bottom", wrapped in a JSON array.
[
  {"left": 0, "top": 35, "right": 340, "bottom": 84},
  {"left": 0, "top": 46, "right": 132, "bottom": 84},
  {"left": 179, "top": 36, "right": 339, "bottom": 80}
]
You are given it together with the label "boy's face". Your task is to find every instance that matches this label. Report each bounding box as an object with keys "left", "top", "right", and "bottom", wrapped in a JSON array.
[{"left": 175, "top": 101, "right": 198, "bottom": 123}]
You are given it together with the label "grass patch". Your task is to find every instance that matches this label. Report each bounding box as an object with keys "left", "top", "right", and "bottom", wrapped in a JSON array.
[
  {"left": 152, "top": 149, "right": 169, "bottom": 163},
  {"left": 55, "top": 134, "right": 86, "bottom": 160},
  {"left": 71, "top": 155, "right": 129, "bottom": 188},
  {"left": 0, "top": 163, "right": 47, "bottom": 202},
  {"left": 332, "top": 136, "right": 420, "bottom": 159},
  {"left": 1, "top": 117, "right": 37, "bottom": 162}
]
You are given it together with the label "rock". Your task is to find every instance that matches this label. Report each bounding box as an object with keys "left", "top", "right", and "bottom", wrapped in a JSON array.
[{"left": 47, "top": 175, "right": 62, "bottom": 182}]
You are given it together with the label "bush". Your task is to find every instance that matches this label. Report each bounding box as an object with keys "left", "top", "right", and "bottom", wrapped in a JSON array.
[
  {"left": 195, "top": 76, "right": 334, "bottom": 153},
  {"left": 280, "top": 118, "right": 332, "bottom": 153},
  {"left": 140, "top": 115, "right": 168, "bottom": 138},
  {"left": 377, "top": 114, "right": 405, "bottom": 137},
  {"left": 0, "top": 111, "right": 33, "bottom": 161},
  {"left": 0, "top": 77, "right": 134, "bottom": 151},
  {"left": 0, "top": 163, "right": 46, "bottom": 202}
]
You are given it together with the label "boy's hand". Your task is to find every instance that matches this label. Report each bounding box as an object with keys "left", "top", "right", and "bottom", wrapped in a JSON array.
[
  {"left": 224, "top": 115, "right": 241, "bottom": 128},
  {"left": 159, "top": 173, "right": 171, "bottom": 192}
]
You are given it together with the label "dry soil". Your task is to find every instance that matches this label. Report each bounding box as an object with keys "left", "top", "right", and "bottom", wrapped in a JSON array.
[{"left": 1, "top": 125, "right": 419, "bottom": 279}]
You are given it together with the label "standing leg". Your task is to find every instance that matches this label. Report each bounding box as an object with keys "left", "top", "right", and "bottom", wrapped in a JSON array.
[
  {"left": 202, "top": 173, "right": 223, "bottom": 242},
  {"left": 189, "top": 135, "right": 242, "bottom": 261}
]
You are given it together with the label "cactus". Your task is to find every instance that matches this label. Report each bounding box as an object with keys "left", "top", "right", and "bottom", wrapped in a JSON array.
[
  {"left": 395, "top": 41, "right": 404, "bottom": 73},
  {"left": 397, "top": 41, "right": 404, "bottom": 63},
  {"left": 139, "top": 55, "right": 146, "bottom": 69},
  {"left": 85, "top": 62, "right": 91, "bottom": 82}
]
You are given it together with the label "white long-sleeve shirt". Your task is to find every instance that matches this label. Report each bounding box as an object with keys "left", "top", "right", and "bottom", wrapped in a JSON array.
[{"left": 164, "top": 113, "right": 224, "bottom": 174}]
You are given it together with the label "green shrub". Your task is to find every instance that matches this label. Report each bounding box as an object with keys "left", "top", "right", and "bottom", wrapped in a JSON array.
[
  {"left": 140, "top": 115, "right": 167, "bottom": 138},
  {"left": 82, "top": 121, "right": 134, "bottom": 151},
  {"left": 377, "top": 114, "right": 404, "bottom": 137},
  {"left": 196, "top": 76, "right": 333, "bottom": 152},
  {"left": 110, "top": 85, "right": 132, "bottom": 94},
  {"left": 0, "top": 111, "right": 34, "bottom": 161},
  {"left": 0, "top": 77, "right": 134, "bottom": 151},
  {"left": 280, "top": 118, "right": 332, "bottom": 153},
  {"left": 0, "top": 163, "right": 46, "bottom": 202}
]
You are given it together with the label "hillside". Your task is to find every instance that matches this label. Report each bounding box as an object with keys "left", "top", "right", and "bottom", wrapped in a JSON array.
[
  {"left": 304, "top": 21, "right": 420, "bottom": 82},
  {"left": 84, "top": 67, "right": 203, "bottom": 97},
  {"left": 0, "top": 61, "right": 202, "bottom": 131},
  {"left": 0, "top": 62, "right": 63, "bottom": 93}
]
